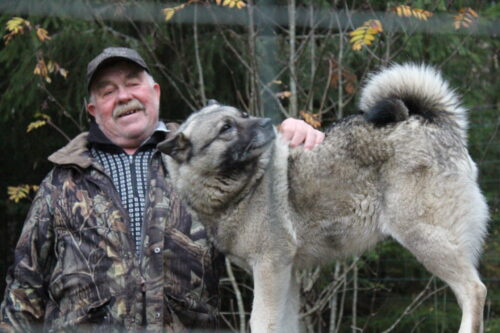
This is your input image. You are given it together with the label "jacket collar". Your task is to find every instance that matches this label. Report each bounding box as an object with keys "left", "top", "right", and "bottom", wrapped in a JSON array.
[
  {"left": 48, "top": 121, "right": 170, "bottom": 168},
  {"left": 48, "top": 132, "right": 93, "bottom": 168}
]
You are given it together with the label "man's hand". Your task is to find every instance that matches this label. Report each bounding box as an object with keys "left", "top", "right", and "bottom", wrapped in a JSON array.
[{"left": 279, "top": 118, "right": 325, "bottom": 150}]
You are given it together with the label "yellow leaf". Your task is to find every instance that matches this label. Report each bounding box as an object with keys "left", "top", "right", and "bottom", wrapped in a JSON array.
[
  {"left": 34, "top": 59, "right": 47, "bottom": 76},
  {"left": 36, "top": 27, "right": 51, "bottom": 42},
  {"left": 34, "top": 112, "right": 51, "bottom": 121},
  {"left": 300, "top": 111, "right": 321, "bottom": 129},
  {"left": 236, "top": 1, "right": 246, "bottom": 9},
  {"left": 349, "top": 34, "right": 365, "bottom": 43},
  {"left": 468, "top": 8, "right": 479, "bottom": 18},
  {"left": 47, "top": 60, "right": 55, "bottom": 73},
  {"left": 352, "top": 43, "right": 362, "bottom": 51},
  {"left": 215, "top": 0, "right": 222, "bottom": 5},
  {"left": 27, "top": 120, "right": 47, "bottom": 133},
  {"left": 276, "top": 91, "right": 292, "bottom": 99},
  {"left": 453, "top": 8, "right": 479, "bottom": 30},
  {"left": 349, "top": 20, "right": 383, "bottom": 51},
  {"left": 6, "top": 17, "right": 27, "bottom": 34},
  {"left": 348, "top": 29, "right": 365, "bottom": 37},
  {"left": 364, "top": 34, "right": 375, "bottom": 43},
  {"left": 163, "top": 8, "right": 176, "bottom": 21},
  {"left": 403, "top": 5, "right": 412, "bottom": 17},
  {"left": 7, "top": 185, "right": 31, "bottom": 203},
  {"left": 393, "top": 5, "right": 432, "bottom": 21},
  {"left": 368, "top": 19, "right": 383, "bottom": 32},
  {"left": 4, "top": 17, "right": 32, "bottom": 44},
  {"left": 59, "top": 68, "right": 68, "bottom": 79},
  {"left": 223, "top": 0, "right": 231, "bottom": 6}
]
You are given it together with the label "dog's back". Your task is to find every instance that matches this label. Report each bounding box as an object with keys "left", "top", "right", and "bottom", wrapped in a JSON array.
[{"left": 287, "top": 64, "right": 488, "bottom": 266}]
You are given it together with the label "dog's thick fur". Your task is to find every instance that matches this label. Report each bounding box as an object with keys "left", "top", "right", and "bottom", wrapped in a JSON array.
[{"left": 158, "top": 64, "right": 489, "bottom": 333}]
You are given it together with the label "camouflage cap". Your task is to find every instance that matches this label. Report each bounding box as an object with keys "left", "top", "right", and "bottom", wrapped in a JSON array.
[{"left": 87, "top": 47, "right": 150, "bottom": 91}]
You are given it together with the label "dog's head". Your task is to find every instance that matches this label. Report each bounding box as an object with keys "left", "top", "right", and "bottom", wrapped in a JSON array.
[{"left": 158, "top": 102, "right": 276, "bottom": 175}]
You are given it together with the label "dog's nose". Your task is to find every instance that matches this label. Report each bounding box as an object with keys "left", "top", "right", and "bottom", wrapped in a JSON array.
[{"left": 259, "top": 118, "right": 273, "bottom": 129}]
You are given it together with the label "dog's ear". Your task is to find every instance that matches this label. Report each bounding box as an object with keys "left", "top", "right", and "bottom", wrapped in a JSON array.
[
  {"left": 207, "top": 99, "right": 219, "bottom": 106},
  {"left": 157, "top": 133, "right": 192, "bottom": 163}
]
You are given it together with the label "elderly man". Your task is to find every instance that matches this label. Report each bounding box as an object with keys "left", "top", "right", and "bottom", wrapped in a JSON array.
[{"left": 0, "top": 47, "right": 324, "bottom": 332}]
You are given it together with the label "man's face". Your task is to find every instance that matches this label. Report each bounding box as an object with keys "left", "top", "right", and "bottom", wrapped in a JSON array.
[{"left": 87, "top": 61, "right": 160, "bottom": 152}]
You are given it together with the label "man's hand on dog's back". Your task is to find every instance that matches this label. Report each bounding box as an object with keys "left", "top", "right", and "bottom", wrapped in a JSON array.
[{"left": 279, "top": 118, "right": 325, "bottom": 150}]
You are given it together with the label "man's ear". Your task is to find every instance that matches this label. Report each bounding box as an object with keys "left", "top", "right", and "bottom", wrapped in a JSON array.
[
  {"left": 157, "top": 133, "right": 192, "bottom": 163},
  {"left": 87, "top": 103, "right": 96, "bottom": 117}
]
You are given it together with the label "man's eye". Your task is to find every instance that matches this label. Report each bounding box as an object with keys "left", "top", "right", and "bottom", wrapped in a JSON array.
[{"left": 220, "top": 123, "right": 232, "bottom": 134}]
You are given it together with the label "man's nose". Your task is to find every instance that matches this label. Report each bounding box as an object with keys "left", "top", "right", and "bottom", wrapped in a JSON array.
[{"left": 117, "top": 86, "right": 132, "bottom": 102}]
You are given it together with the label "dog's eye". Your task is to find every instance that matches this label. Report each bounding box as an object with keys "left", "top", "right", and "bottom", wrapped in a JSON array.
[
  {"left": 241, "top": 112, "right": 249, "bottom": 118},
  {"left": 220, "top": 123, "right": 232, "bottom": 134}
]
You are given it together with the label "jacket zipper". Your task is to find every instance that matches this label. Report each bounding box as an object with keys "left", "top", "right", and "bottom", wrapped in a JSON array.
[
  {"left": 128, "top": 155, "right": 140, "bottom": 198},
  {"left": 138, "top": 151, "right": 157, "bottom": 264}
]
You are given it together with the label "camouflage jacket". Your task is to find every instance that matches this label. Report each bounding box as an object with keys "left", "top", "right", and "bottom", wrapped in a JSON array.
[{"left": 0, "top": 132, "right": 223, "bottom": 332}]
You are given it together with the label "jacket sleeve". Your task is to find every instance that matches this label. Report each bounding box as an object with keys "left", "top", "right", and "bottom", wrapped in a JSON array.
[{"left": 0, "top": 172, "right": 57, "bottom": 332}]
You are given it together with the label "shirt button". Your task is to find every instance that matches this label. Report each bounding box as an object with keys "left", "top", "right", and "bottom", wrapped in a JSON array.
[{"left": 153, "top": 247, "right": 161, "bottom": 254}]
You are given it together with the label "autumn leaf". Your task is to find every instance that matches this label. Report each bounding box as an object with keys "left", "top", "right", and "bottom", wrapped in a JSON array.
[
  {"left": 34, "top": 112, "right": 51, "bottom": 121},
  {"left": 349, "top": 20, "right": 383, "bottom": 51},
  {"left": 36, "top": 27, "right": 51, "bottom": 42},
  {"left": 269, "top": 80, "right": 283, "bottom": 85},
  {"left": 162, "top": 4, "right": 187, "bottom": 22},
  {"left": 163, "top": 8, "right": 176, "bottom": 21},
  {"left": 27, "top": 120, "right": 47, "bottom": 133},
  {"left": 300, "top": 111, "right": 321, "bottom": 129},
  {"left": 454, "top": 8, "right": 479, "bottom": 30},
  {"left": 49, "top": 61, "right": 69, "bottom": 79},
  {"left": 7, "top": 185, "right": 38, "bottom": 203},
  {"left": 276, "top": 91, "right": 292, "bottom": 99},
  {"left": 58, "top": 68, "right": 69, "bottom": 79},
  {"left": 411, "top": 8, "right": 433, "bottom": 21},
  {"left": 34, "top": 58, "right": 67, "bottom": 82},
  {"left": 3, "top": 17, "right": 31, "bottom": 44},
  {"left": 6, "top": 17, "right": 30, "bottom": 34},
  {"left": 34, "top": 58, "right": 51, "bottom": 83},
  {"left": 218, "top": 0, "right": 246, "bottom": 9},
  {"left": 393, "top": 5, "right": 432, "bottom": 21}
]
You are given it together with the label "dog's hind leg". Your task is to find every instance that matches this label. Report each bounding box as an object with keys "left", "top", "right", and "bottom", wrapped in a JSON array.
[{"left": 388, "top": 224, "right": 486, "bottom": 333}]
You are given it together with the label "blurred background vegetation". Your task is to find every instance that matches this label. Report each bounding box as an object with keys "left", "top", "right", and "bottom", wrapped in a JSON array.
[{"left": 0, "top": 0, "right": 498, "bottom": 332}]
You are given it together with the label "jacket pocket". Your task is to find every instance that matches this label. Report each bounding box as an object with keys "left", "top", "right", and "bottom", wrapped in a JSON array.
[
  {"left": 165, "top": 293, "right": 218, "bottom": 329},
  {"left": 49, "top": 297, "right": 112, "bottom": 332}
]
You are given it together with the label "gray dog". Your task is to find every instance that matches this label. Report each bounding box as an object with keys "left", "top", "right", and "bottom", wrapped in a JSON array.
[{"left": 158, "top": 64, "right": 489, "bottom": 333}]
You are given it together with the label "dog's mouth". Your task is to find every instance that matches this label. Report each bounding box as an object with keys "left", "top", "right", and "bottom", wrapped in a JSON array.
[{"left": 239, "top": 132, "right": 275, "bottom": 160}]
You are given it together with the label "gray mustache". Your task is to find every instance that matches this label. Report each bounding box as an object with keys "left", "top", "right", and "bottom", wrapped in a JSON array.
[{"left": 113, "top": 99, "right": 145, "bottom": 118}]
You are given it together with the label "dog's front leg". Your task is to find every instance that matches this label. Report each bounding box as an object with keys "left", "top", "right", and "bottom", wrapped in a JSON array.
[{"left": 250, "top": 260, "right": 298, "bottom": 333}]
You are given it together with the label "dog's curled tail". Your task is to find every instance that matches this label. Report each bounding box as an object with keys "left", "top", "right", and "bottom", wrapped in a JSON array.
[{"left": 359, "top": 63, "right": 468, "bottom": 140}]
